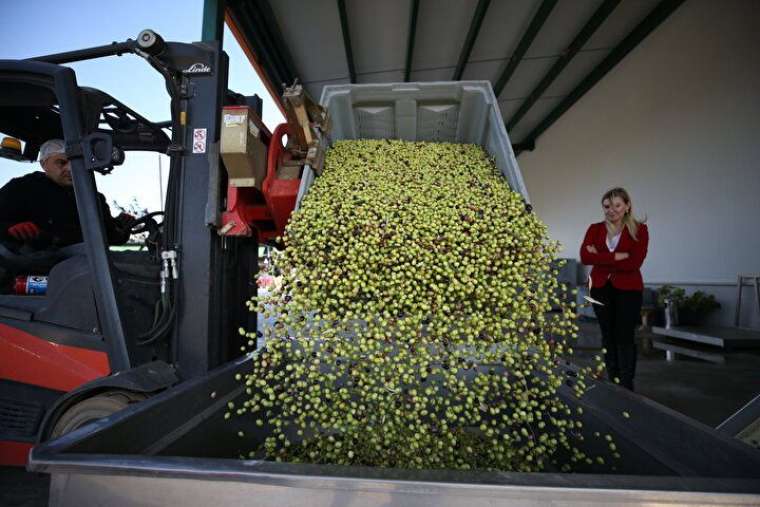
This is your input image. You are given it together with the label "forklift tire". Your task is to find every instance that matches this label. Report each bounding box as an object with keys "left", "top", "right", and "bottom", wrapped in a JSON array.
[{"left": 49, "top": 390, "right": 147, "bottom": 439}]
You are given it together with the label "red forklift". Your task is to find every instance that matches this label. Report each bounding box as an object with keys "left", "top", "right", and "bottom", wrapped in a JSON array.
[{"left": 0, "top": 29, "right": 328, "bottom": 466}]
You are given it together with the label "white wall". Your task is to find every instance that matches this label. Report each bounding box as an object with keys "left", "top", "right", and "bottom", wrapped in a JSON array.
[{"left": 517, "top": 0, "right": 760, "bottom": 327}]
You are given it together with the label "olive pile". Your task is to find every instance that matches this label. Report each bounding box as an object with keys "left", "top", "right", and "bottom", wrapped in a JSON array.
[{"left": 234, "top": 140, "right": 608, "bottom": 471}]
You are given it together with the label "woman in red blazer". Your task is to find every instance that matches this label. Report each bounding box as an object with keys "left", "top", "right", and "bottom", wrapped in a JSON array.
[{"left": 580, "top": 187, "right": 648, "bottom": 391}]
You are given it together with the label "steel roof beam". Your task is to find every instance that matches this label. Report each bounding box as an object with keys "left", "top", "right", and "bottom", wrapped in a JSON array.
[
  {"left": 337, "top": 0, "right": 357, "bottom": 83},
  {"left": 505, "top": 0, "right": 620, "bottom": 132},
  {"left": 404, "top": 0, "right": 420, "bottom": 82},
  {"left": 515, "top": 0, "right": 686, "bottom": 154},
  {"left": 493, "top": 0, "right": 558, "bottom": 98},
  {"left": 452, "top": 0, "right": 491, "bottom": 81}
]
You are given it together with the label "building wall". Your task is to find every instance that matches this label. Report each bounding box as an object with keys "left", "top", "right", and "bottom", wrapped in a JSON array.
[{"left": 517, "top": 0, "right": 760, "bottom": 328}]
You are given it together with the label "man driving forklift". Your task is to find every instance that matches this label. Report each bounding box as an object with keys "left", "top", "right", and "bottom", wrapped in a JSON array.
[{"left": 0, "top": 138, "right": 134, "bottom": 250}]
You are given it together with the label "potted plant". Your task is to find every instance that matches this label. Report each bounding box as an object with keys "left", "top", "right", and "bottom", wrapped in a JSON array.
[
  {"left": 656, "top": 285, "right": 721, "bottom": 327},
  {"left": 679, "top": 290, "right": 721, "bottom": 325}
]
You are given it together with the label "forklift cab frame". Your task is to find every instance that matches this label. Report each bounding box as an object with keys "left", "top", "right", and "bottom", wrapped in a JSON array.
[{"left": 0, "top": 60, "right": 170, "bottom": 370}]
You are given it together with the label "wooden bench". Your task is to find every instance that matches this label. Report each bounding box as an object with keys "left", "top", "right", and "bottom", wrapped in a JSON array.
[
  {"left": 652, "top": 338, "right": 725, "bottom": 364},
  {"left": 653, "top": 325, "right": 760, "bottom": 350}
]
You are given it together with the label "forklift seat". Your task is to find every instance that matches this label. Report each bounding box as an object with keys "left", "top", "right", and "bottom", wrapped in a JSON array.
[
  {"left": 0, "top": 241, "right": 161, "bottom": 336},
  {"left": 34, "top": 255, "right": 99, "bottom": 331}
]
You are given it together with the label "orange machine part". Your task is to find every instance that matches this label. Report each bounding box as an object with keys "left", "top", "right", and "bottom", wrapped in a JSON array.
[
  {"left": 0, "top": 323, "right": 110, "bottom": 393},
  {"left": 0, "top": 323, "right": 110, "bottom": 465},
  {"left": 221, "top": 123, "right": 301, "bottom": 242},
  {"left": 263, "top": 123, "right": 300, "bottom": 236}
]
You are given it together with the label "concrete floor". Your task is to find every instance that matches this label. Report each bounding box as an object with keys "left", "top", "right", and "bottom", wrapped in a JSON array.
[
  {"left": 3, "top": 319, "right": 759, "bottom": 506},
  {"left": 573, "top": 319, "right": 760, "bottom": 427}
]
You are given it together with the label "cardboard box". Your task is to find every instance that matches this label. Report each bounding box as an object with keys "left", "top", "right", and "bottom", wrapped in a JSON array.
[{"left": 220, "top": 106, "right": 267, "bottom": 188}]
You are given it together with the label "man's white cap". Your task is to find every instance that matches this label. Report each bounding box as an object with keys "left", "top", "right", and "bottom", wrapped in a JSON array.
[{"left": 39, "top": 139, "right": 66, "bottom": 162}]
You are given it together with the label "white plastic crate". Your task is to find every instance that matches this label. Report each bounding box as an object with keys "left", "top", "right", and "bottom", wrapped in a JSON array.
[{"left": 296, "top": 81, "right": 528, "bottom": 208}]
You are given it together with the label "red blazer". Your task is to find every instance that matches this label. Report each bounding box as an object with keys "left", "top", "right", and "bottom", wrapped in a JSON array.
[{"left": 580, "top": 222, "right": 649, "bottom": 291}]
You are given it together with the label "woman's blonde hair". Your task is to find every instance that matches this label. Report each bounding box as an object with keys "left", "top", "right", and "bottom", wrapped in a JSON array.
[{"left": 601, "top": 187, "right": 646, "bottom": 241}]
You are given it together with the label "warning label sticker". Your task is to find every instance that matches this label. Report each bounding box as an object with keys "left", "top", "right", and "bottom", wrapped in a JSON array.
[{"left": 192, "top": 128, "right": 207, "bottom": 154}]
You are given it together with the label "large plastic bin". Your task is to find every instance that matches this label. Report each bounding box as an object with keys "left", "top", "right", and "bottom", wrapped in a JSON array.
[{"left": 296, "top": 81, "right": 529, "bottom": 208}]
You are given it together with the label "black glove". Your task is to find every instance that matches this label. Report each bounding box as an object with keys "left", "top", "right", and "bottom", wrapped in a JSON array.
[{"left": 115, "top": 212, "right": 136, "bottom": 230}]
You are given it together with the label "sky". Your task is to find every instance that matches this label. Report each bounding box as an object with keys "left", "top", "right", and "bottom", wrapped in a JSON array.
[{"left": 0, "top": 0, "right": 284, "bottom": 212}]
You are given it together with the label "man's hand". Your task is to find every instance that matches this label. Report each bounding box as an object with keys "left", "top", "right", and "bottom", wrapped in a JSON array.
[
  {"left": 585, "top": 245, "right": 598, "bottom": 254},
  {"left": 115, "top": 212, "right": 136, "bottom": 230},
  {"left": 7, "top": 221, "right": 41, "bottom": 241},
  {"left": 614, "top": 252, "right": 629, "bottom": 261}
]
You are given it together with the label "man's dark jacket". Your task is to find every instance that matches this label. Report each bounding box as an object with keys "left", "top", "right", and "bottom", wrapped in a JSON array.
[{"left": 0, "top": 172, "right": 129, "bottom": 248}]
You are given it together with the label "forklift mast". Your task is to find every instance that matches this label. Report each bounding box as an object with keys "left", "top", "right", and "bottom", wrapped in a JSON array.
[{"left": 26, "top": 30, "right": 267, "bottom": 379}]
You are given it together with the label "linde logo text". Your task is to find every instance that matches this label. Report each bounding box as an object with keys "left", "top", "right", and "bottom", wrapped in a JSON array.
[{"left": 184, "top": 63, "right": 212, "bottom": 74}]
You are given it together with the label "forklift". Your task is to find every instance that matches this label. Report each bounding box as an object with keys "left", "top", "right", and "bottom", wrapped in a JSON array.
[{"left": 0, "top": 29, "right": 328, "bottom": 466}]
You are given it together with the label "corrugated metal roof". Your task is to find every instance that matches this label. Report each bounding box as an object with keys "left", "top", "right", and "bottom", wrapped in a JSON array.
[{"left": 226, "top": 0, "right": 684, "bottom": 151}]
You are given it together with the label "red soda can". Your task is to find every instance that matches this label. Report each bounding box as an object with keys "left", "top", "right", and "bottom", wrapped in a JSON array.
[{"left": 14, "top": 275, "right": 48, "bottom": 295}]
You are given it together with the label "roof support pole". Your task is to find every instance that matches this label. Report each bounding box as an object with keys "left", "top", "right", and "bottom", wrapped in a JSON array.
[{"left": 201, "top": 0, "right": 226, "bottom": 43}]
